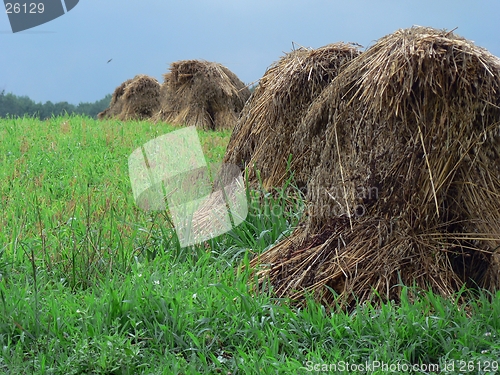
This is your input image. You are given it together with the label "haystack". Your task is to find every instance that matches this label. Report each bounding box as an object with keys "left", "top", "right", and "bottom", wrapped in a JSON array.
[
  {"left": 251, "top": 27, "right": 500, "bottom": 308},
  {"left": 154, "top": 60, "right": 250, "bottom": 131},
  {"left": 98, "top": 74, "right": 160, "bottom": 121},
  {"left": 224, "top": 43, "right": 362, "bottom": 190}
]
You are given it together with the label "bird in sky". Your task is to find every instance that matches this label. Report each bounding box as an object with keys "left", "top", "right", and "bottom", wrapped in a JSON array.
[{"left": 107, "top": 59, "right": 113, "bottom": 63}]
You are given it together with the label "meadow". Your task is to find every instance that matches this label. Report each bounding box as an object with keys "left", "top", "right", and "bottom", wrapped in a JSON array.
[{"left": 0, "top": 115, "right": 499, "bottom": 374}]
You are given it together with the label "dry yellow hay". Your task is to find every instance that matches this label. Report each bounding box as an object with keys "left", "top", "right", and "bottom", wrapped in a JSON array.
[
  {"left": 224, "top": 43, "right": 362, "bottom": 190},
  {"left": 98, "top": 74, "right": 161, "bottom": 121},
  {"left": 250, "top": 26, "right": 500, "bottom": 308},
  {"left": 154, "top": 60, "right": 250, "bottom": 131}
]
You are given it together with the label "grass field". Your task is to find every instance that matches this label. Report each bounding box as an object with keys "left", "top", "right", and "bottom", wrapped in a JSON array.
[{"left": 0, "top": 115, "right": 499, "bottom": 374}]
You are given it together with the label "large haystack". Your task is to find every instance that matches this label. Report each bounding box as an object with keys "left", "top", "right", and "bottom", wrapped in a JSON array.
[
  {"left": 224, "top": 43, "right": 362, "bottom": 189},
  {"left": 98, "top": 74, "right": 160, "bottom": 121},
  {"left": 251, "top": 27, "right": 500, "bottom": 308},
  {"left": 154, "top": 60, "right": 250, "bottom": 131}
]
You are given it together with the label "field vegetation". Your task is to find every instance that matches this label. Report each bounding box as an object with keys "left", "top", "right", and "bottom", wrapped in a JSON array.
[{"left": 0, "top": 116, "right": 498, "bottom": 374}]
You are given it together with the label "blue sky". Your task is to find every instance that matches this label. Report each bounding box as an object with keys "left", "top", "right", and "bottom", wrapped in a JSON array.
[{"left": 1, "top": 0, "right": 499, "bottom": 104}]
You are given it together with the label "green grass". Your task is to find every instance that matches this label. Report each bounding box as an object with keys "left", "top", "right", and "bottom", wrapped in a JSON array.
[{"left": 0, "top": 115, "right": 499, "bottom": 374}]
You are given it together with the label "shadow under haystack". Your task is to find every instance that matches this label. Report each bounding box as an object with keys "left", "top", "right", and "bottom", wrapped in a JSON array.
[
  {"left": 224, "top": 43, "right": 362, "bottom": 190},
  {"left": 154, "top": 60, "right": 250, "bottom": 131},
  {"left": 98, "top": 75, "right": 161, "bottom": 121},
  {"left": 250, "top": 26, "right": 500, "bottom": 309}
]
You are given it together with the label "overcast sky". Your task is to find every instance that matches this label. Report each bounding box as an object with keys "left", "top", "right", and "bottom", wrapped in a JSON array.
[{"left": 1, "top": 0, "right": 499, "bottom": 105}]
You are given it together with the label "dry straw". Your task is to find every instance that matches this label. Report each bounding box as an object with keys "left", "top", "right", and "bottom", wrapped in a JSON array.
[
  {"left": 224, "top": 43, "right": 362, "bottom": 189},
  {"left": 250, "top": 26, "right": 500, "bottom": 309},
  {"left": 153, "top": 60, "right": 250, "bottom": 131},
  {"left": 98, "top": 74, "right": 161, "bottom": 121}
]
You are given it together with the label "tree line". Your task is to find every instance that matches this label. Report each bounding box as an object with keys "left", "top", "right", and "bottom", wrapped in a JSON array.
[{"left": 0, "top": 90, "right": 111, "bottom": 119}]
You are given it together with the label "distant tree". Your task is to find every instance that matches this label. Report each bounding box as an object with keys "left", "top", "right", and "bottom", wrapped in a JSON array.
[
  {"left": 0, "top": 92, "right": 112, "bottom": 119},
  {"left": 18, "top": 95, "right": 39, "bottom": 117},
  {"left": 75, "top": 94, "right": 111, "bottom": 118},
  {"left": 42, "top": 101, "right": 55, "bottom": 119},
  {"left": 53, "top": 101, "right": 74, "bottom": 117},
  {"left": 0, "top": 92, "right": 22, "bottom": 117}
]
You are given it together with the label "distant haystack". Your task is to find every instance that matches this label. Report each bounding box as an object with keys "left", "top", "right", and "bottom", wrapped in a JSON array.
[
  {"left": 224, "top": 43, "right": 362, "bottom": 189},
  {"left": 98, "top": 74, "right": 160, "bottom": 121},
  {"left": 154, "top": 60, "right": 251, "bottom": 131},
  {"left": 250, "top": 27, "right": 500, "bottom": 308}
]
